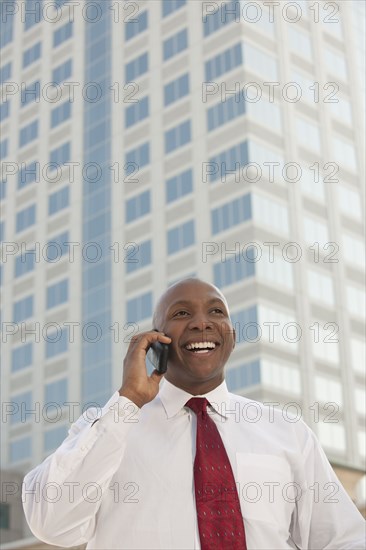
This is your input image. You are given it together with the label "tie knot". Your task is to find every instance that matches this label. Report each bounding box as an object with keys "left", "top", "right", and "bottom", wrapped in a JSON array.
[{"left": 185, "top": 397, "right": 209, "bottom": 416}]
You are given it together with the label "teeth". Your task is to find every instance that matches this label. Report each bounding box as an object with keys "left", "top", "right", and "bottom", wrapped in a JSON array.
[{"left": 185, "top": 341, "right": 216, "bottom": 350}]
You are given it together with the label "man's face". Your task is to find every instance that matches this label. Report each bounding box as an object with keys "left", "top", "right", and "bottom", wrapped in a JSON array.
[{"left": 154, "top": 280, "right": 235, "bottom": 395}]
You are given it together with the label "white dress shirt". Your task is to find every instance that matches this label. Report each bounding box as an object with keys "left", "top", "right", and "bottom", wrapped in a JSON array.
[{"left": 23, "top": 378, "right": 365, "bottom": 549}]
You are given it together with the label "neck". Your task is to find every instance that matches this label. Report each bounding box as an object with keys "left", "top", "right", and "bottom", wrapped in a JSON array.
[{"left": 164, "top": 375, "right": 223, "bottom": 396}]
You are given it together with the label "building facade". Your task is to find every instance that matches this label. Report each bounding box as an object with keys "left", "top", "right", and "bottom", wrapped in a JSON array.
[{"left": 0, "top": 0, "right": 365, "bottom": 545}]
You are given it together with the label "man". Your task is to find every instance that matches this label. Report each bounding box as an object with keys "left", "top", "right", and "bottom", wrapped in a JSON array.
[{"left": 23, "top": 278, "right": 365, "bottom": 549}]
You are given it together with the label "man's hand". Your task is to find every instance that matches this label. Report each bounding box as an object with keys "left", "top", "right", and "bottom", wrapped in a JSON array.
[{"left": 118, "top": 331, "right": 171, "bottom": 408}]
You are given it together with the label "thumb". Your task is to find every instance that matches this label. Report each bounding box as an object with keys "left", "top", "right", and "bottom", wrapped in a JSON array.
[{"left": 150, "top": 369, "right": 165, "bottom": 384}]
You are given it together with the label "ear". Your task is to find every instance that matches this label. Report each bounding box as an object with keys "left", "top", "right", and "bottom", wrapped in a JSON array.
[{"left": 232, "top": 327, "right": 236, "bottom": 350}]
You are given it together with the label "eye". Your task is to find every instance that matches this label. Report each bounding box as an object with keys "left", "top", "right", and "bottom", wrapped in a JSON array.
[
  {"left": 174, "top": 310, "right": 189, "bottom": 317},
  {"left": 211, "top": 308, "right": 224, "bottom": 314}
]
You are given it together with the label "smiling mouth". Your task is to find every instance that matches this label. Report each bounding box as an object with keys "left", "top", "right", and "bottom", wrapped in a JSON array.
[{"left": 184, "top": 342, "right": 219, "bottom": 354}]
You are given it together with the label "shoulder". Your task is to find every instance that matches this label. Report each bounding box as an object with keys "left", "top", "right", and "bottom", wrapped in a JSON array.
[{"left": 228, "top": 391, "right": 314, "bottom": 449}]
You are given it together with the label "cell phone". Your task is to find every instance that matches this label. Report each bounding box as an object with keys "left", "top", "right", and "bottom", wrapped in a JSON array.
[{"left": 146, "top": 331, "right": 169, "bottom": 374}]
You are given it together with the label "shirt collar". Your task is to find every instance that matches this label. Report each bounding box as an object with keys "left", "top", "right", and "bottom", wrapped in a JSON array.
[{"left": 159, "top": 377, "right": 231, "bottom": 420}]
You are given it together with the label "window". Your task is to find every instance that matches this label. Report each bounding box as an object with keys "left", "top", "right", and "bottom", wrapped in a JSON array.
[
  {"left": 329, "top": 96, "right": 352, "bottom": 126},
  {"left": 358, "top": 433, "right": 366, "bottom": 457},
  {"left": 125, "top": 96, "right": 149, "bottom": 128},
  {"left": 343, "top": 234, "right": 366, "bottom": 270},
  {"left": 53, "top": 22, "right": 73, "bottom": 47},
  {"left": 48, "top": 186, "right": 69, "bottom": 215},
  {"left": 0, "top": 0, "right": 14, "bottom": 48},
  {"left": 0, "top": 503, "right": 10, "bottom": 529},
  {"left": 47, "top": 279, "right": 68, "bottom": 308},
  {"left": 165, "top": 120, "right": 191, "bottom": 154},
  {"left": 303, "top": 216, "right": 329, "bottom": 247},
  {"left": 207, "top": 92, "right": 245, "bottom": 132},
  {"left": 248, "top": 140, "right": 284, "bottom": 182},
  {"left": 13, "top": 295, "right": 33, "bottom": 323},
  {"left": 0, "top": 179, "right": 6, "bottom": 200},
  {"left": 205, "top": 43, "right": 242, "bottom": 81},
  {"left": 18, "top": 160, "right": 39, "bottom": 189},
  {"left": 15, "top": 250, "right": 36, "bottom": 278},
  {"left": 350, "top": 338, "right": 366, "bottom": 375},
  {"left": 126, "top": 291, "right": 153, "bottom": 323},
  {"left": 0, "top": 100, "right": 10, "bottom": 121},
  {"left": 23, "top": 42, "right": 41, "bottom": 67},
  {"left": 203, "top": 0, "right": 237, "bottom": 37},
  {"left": 243, "top": 42, "right": 278, "bottom": 80},
  {"left": 308, "top": 270, "right": 335, "bottom": 305},
  {"left": 51, "top": 101, "right": 71, "bottom": 128},
  {"left": 21, "top": 80, "right": 40, "bottom": 107},
  {"left": 16, "top": 204, "right": 36, "bottom": 233},
  {"left": 166, "top": 168, "right": 193, "bottom": 203},
  {"left": 167, "top": 220, "right": 195, "bottom": 254},
  {"left": 256, "top": 248, "right": 294, "bottom": 290},
  {"left": 231, "top": 306, "right": 258, "bottom": 344},
  {"left": 288, "top": 27, "right": 312, "bottom": 59},
  {"left": 213, "top": 249, "right": 255, "bottom": 287},
  {"left": 164, "top": 73, "right": 189, "bottom": 106},
  {"left": 337, "top": 185, "right": 362, "bottom": 220},
  {"left": 252, "top": 192, "right": 289, "bottom": 235},
  {"left": 125, "top": 190, "right": 150, "bottom": 222},
  {"left": 347, "top": 285, "right": 366, "bottom": 318},
  {"left": 50, "top": 141, "right": 70, "bottom": 167},
  {"left": 126, "top": 240, "right": 152, "bottom": 273},
  {"left": 262, "top": 359, "right": 301, "bottom": 394},
  {"left": 355, "top": 388, "right": 366, "bottom": 416},
  {"left": 19, "top": 120, "right": 38, "bottom": 147},
  {"left": 0, "top": 61, "right": 11, "bottom": 82},
  {"left": 226, "top": 360, "right": 260, "bottom": 391},
  {"left": 10, "top": 391, "right": 33, "bottom": 424},
  {"left": 324, "top": 48, "right": 347, "bottom": 80},
  {"left": 125, "top": 10, "right": 148, "bottom": 41},
  {"left": 258, "top": 304, "right": 298, "bottom": 351},
  {"left": 45, "top": 327, "right": 68, "bottom": 358},
  {"left": 10, "top": 437, "right": 32, "bottom": 462},
  {"left": 125, "top": 52, "right": 148, "bottom": 83},
  {"left": 45, "top": 378, "right": 68, "bottom": 404},
  {"left": 300, "top": 166, "right": 325, "bottom": 202},
  {"left": 12, "top": 342, "right": 33, "bottom": 372},
  {"left": 0, "top": 139, "right": 8, "bottom": 160},
  {"left": 208, "top": 140, "right": 248, "bottom": 183},
  {"left": 44, "top": 425, "right": 69, "bottom": 452},
  {"left": 333, "top": 136, "right": 357, "bottom": 172},
  {"left": 211, "top": 193, "right": 251, "bottom": 234},
  {"left": 296, "top": 117, "right": 321, "bottom": 151},
  {"left": 247, "top": 99, "right": 282, "bottom": 132},
  {"left": 315, "top": 376, "right": 342, "bottom": 405},
  {"left": 318, "top": 423, "right": 346, "bottom": 452},
  {"left": 45, "top": 231, "right": 69, "bottom": 262},
  {"left": 162, "top": 0, "right": 186, "bottom": 17},
  {"left": 163, "top": 28, "right": 188, "bottom": 61},
  {"left": 52, "top": 59, "right": 72, "bottom": 84},
  {"left": 24, "top": 0, "right": 42, "bottom": 30},
  {"left": 125, "top": 142, "right": 150, "bottom": 175},
  {"left": 311, "top": 320, "right": 339, "bottom": 365},
  {"left": 291, "top": 70, "right": 315, "bottom": 104}
]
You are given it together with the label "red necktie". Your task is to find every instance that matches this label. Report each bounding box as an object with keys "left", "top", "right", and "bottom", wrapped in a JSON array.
[{"left": 185, "top": 397, "right": 247, "bottom": 550}]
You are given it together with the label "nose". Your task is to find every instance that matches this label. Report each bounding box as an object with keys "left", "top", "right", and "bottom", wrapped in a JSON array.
[{"left": 187, "top": 312, "right": 213, "bottom": 332}]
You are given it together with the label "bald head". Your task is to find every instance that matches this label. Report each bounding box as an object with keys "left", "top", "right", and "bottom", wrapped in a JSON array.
[{"left": 152, "top": 277, "right": 230, "bottom": 330}]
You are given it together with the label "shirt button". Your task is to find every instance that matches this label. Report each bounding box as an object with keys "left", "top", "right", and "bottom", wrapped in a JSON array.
[{"left": 80, "top": 445, "right": 87, "bottom": 451}]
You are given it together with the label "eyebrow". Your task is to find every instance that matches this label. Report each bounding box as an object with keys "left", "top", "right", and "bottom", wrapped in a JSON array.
[{"left": 168, "top": 298, "right": 226, "bottom": 310}]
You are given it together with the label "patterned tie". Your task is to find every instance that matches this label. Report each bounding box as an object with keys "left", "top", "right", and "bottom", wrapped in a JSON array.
[{"left": 185, "top": 397, "right": 247, "bottom": 550}]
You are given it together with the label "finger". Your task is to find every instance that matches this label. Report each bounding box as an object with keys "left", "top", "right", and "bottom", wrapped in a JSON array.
[
  {"left": 150, "top": 369, "right": 165, "bottom": 383},
  {"left": 138, "top": 331, "right": 172, "bottom": 351}
]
